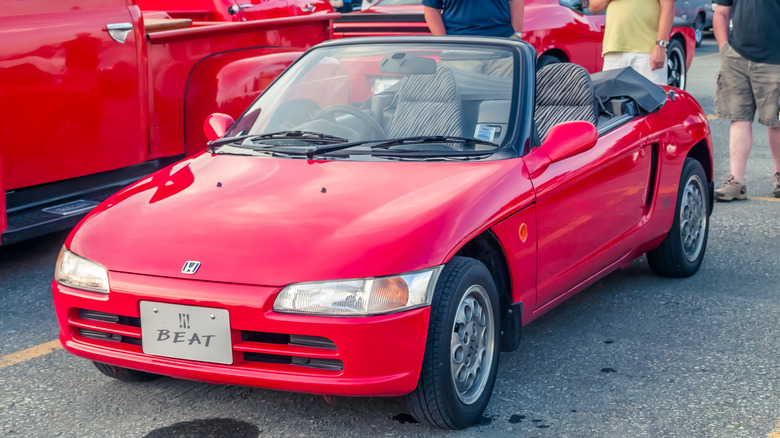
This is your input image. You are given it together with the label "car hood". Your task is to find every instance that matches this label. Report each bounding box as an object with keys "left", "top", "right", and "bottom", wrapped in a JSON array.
[{"left": 69, "top": 153, "right": 532, "bottom": 286}]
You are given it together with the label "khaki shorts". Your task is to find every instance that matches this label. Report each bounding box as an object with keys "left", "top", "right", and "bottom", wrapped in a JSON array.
[{"left": 715, "top": 43, "right": 780, "bottom": 127}]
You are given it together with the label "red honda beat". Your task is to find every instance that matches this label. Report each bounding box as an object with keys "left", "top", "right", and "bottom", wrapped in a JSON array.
[{"left": 53, "top": 36, "right": 713, "bottom": 429}]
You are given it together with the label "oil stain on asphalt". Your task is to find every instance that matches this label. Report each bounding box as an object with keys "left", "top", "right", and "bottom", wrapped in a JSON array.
[{"left": 144, "top": 418, "right": 259, "bottom": 438}]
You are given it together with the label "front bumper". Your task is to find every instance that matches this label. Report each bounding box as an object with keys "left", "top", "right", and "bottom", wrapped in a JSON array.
[{"left": 53, "top": 271, "right": 430, "bottom": 397}]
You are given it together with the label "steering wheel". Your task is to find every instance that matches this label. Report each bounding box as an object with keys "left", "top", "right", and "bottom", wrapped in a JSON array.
[{"left": 315, "top": 105, "right": 386, "bottom": 139}]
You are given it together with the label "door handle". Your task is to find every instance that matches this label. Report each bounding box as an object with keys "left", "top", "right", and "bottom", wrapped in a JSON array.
[
  {"left": 228, "top": 3, "right": 254, "bottom": 14},
  {"left": 106, "top": 22, "right": 133, "bottom": 44}
]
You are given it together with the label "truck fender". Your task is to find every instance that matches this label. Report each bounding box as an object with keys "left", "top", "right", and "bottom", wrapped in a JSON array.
[{"left": 183, "top": 48, "right": 305, "bottom": 156}]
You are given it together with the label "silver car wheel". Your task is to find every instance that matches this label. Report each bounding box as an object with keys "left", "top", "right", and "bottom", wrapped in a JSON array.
[
  {"left": 680, "top": 173, "right": 707, "bottom": 262},
  {"left": 667, "top": 40, "right": 687, "bottom": 89},
  {"left": 450, "top": 284, "right": 495, "bottom": 405}
]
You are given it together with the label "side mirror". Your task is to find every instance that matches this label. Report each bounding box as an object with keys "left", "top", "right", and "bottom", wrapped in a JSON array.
[
  {"left": 203, "top": 113, "right": 235, "bottom": 142},
  {"left": 525, "top": 121, "right": 598, "bottom": 177}
]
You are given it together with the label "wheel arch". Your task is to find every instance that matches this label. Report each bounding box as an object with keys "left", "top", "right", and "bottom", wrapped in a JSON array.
[
  {"left": 182, "top": 48, "right": 305, "bottom": 156},
  {"left": 686, "top": 139, "right": 713, "bottom": 183},
  {"left": 454, "top": 230, "right": 521, "bottom": 352},
  {"left": 686, "top": 139, "right": 714, "bottom": 214},
  {"left": 539, "top": 48, "right": 569, "bottom": 63}
]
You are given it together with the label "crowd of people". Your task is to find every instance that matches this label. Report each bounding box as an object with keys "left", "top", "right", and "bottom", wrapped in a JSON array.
[{"left": 417, "top": 0, "right": 780, "bottom": 199}]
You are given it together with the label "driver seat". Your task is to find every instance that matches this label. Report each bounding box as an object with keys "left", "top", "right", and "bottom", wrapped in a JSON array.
[
  {"left": 534, "top": 63, "right": 598, "bottom": 141},
  {"left": 387, "top": 64, "right": 463, "bottom": 138}
]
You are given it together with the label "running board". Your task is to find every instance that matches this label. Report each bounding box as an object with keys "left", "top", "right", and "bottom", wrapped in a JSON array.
[{"left": 2, "top": 156, "right": 183, "bottom": 245}]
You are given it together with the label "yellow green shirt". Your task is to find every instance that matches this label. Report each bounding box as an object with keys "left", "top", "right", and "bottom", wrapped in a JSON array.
[{"left": 602, "top": 0, "right": 660, "bottom": 55}]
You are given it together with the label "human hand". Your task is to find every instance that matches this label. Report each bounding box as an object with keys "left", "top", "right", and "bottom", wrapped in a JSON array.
[{"left": 650, "top": 45, "right": 666, "bottom": 71}]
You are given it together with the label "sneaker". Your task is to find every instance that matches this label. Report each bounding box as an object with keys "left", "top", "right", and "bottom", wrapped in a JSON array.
[
  {"left": 714, "top": 175, "right": 748, "bottom": 201},
  {"left": 774, "top": 172, "right": 780, "bottom": 198}
]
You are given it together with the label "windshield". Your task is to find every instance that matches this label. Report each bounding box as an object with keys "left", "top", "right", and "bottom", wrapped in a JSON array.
[{"left": 223, "top": 42, "right": 519, "bottom": 160}]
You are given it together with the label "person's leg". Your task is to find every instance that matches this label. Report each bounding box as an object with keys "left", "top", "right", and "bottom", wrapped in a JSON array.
[
  {"left": 769, "top": 127, "right": 780, "bottom": 173},
  {"left": 620, "top": 53, "right": 666, "bottom": 85},
  {"left": 714, "top": 44, "right": 755, "bottom": 201},
  {"left": 602, "top": 52, "right": 629, "bottom": 71},
  {"left": 728, "top": 120, "right": 753, "bottom": 184},
  {"left": 749, "top": 59, "right": 780, "bottom": 196},
  {"left": 769, "top": 127, "right": 780, "bottom": 197}
]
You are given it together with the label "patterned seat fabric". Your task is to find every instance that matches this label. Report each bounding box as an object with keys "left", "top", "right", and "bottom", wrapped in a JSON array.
[
  {"left": 534, "top": 63, "right": 598, "bottom": 141},
  {"left": 387, "top": 64, "right": 462, "bottom": 139}
]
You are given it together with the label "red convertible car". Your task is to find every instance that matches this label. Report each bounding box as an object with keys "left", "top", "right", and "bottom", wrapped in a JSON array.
[
  {"left": 53, "top": 36, "right": 712, "bottom": 429},
  {"left": 334, "top": 0, "right": 695, "bottom": 89}
]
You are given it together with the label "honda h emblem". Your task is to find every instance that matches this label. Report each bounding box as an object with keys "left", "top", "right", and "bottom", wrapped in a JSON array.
[{"left": 181, "top": 261, "right": 201, "bottom": 274}]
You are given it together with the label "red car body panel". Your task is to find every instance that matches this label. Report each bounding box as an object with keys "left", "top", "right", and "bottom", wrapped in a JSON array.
[
  {"left": 68, "top": 158, "right": 535, "bottom": 286},
  {"left": 0, "top": 0, "right": 334, "bottom": 244},
  {"left": 54, "top": 272, "right": 430, "bottom": 396},
  {"left": 333, "top": 0, "right": 695, "bottom": 74},
  {"left": 53, "top": 38, "right": 712, "bottom": 396}
]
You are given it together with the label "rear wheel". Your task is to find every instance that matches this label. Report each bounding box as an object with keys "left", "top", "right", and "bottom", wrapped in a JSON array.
[
  {"left": 93, "top": 361, "right": 161, "bottom": 382},
  {"left": 693, "top": 15, "right": 704, "bottom": 48},
  {"left": 406, "top": 257, "right": 501, "bottom": 430},
  {"left": 647, "top": 158, "right": 709, "bottom": 277},
  {"left": 536, "top": 54, "right": 561, "bottom": 71},
  {"left": 667, "top": 39, "right": 687, "bottom": 89}
]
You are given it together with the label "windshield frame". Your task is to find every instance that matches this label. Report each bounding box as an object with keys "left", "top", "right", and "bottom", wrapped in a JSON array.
[{"left": 223, "top": 36, "right": 536, "bottom": 161}]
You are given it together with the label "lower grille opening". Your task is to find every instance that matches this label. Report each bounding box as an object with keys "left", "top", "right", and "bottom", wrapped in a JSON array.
[
  {"left": 78, "top": 328, "right": 141, "bottom": 345},
  {"left": 240, "top": 331, "right": 336, "bottom": 350},
  {"left": 78, "top": 309, "right": 140, "bottom": 327},
  {"left": 243, "top": 352, "right": 343, "bottom": 371}
]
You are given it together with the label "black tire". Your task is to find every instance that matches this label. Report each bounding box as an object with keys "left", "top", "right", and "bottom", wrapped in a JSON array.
[
  {"left": 536, "top": 54, "right": 561, "bottom": 71},
  {"left": 93, "top": 361, "right": 161, "bottom": 382},
  {"left": 667, "top": 38, "right": 687, "bottom": 90},
  {"left": 693, "top": 15, "right": 704, "bottom": 48},
  {"left": 406, "top": 257, "right": 502, "bottom": 430},
  {"left": 647, "top": 158, "right": 709, "bottom": 277}
]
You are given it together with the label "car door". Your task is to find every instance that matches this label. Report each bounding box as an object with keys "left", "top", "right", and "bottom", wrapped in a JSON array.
[
  {"left": 0, "top": 0, "right": 145, "bottom": 190},
  {"left": 288, "top": 0, "right": 330, "bottom": 15},
  {"left": 531, "top": 120, "right": 656, "bottom": 308},
  {"left": 235, "top": 0, "right": 294, "bottom": 20}
]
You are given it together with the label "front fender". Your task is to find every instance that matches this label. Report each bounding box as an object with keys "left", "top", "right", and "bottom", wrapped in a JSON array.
[{"left": 183, "top": 48, "right": 305, "bottom": 156}]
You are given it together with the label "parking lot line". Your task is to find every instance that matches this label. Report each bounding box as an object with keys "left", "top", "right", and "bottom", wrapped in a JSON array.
[
  {"left": 752, "top": 197, "right": 780, "bottom": 202},
  {"left": 697, "top": 52, "right": 721, "bottom": 60},
  {"left": 0, "top": 340, "right": 61, "bottom": 369}
]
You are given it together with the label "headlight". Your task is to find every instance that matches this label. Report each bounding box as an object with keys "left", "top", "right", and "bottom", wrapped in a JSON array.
[
  {"left": 54, "top": 247, "right": 109, "bottom": 294},
  {"left": 273, "top": 266, "right": 442, "bottom": 316}
]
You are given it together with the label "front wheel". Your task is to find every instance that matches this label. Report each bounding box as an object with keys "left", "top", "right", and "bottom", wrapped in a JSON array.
[
  {"left": 667, "top": 39, "right": 687, "bottom": 90},
  {"left": 647, "top": 158, "right": 709, "bottom": 277},
  {"left": 406, "top": 257, "right": 501, "bottom": 430}
]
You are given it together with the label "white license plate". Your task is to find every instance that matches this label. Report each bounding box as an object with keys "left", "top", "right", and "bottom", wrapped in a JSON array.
[{"left": 140, "top": 301, "right": 232, "bottom": 365}]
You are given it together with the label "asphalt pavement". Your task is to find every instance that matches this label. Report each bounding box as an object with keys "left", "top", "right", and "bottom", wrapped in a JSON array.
[{"left": 1, "top": 35, "right": 779, "bottom": 438}]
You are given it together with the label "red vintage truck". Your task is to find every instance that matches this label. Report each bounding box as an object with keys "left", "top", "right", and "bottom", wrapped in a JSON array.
[
  {"left": 0, "top": 0, "right": 335, "bottom": 245},
  {"left": 135, "top": 0, "right": 334, "bottom": 21}
]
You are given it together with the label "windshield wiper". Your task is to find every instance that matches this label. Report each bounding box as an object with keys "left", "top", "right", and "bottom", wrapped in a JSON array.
[
  {"left": 371, "top": 136, "right": 498, "bottom": 150},
  {"left": 300, "top": 135, "right": 499, "bottom": 158},
  {"left": 207, "top": 131, "right": 349, "bottom": 147}
]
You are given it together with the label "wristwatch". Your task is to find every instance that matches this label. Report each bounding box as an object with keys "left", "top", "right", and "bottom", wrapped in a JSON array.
[{"left": 656, "top": 40, "right": 669, "bottom": 48}]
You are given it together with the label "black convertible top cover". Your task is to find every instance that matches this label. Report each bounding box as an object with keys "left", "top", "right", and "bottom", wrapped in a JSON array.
[{"left": 590, "top": 67, "right": 668, "bottom": 113}]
